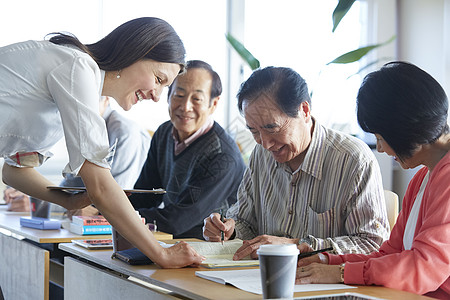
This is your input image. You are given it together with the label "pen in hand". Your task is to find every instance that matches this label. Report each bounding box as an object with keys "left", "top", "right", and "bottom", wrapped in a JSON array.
[
  {"left": 220, "top": 209, "right": 224, "bottom": 245},
  {"left": 298, "top": 247, "right": 333, "bottom": 259}
]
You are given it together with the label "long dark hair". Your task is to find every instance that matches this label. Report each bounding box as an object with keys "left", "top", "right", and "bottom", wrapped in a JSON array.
[
  {"left": 357, "top": 61, "right": 449, "bottom": 159},
  {"left": 48, "top": 17, "right": 186, "bottom": 72}
]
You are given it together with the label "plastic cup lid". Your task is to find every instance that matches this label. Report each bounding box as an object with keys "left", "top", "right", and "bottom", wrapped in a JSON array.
[{"left": 256, "top": 244, "right": 300, "bottom": 256}]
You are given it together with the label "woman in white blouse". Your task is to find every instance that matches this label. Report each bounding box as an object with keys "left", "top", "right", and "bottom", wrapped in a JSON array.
[{"left": 0, "top": 17, "right": 203, "bottom": 268}]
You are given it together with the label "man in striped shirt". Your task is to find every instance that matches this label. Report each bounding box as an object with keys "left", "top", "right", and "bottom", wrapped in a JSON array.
[{"left": 203, "top": 66, "right": 390, "bottom": 258}]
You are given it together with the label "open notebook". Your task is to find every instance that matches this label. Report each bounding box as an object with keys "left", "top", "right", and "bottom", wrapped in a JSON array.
[
  {"left": 187, "top": 239, "right": 259, "bottom": 268},
  {"left": 111, "top": 239, "right": 259, "bottom": 268}
]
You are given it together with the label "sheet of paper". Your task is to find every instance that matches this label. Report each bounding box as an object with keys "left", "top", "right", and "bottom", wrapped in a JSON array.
[{"left": 195, "top": 268, "right": 356, "bottom": 295}]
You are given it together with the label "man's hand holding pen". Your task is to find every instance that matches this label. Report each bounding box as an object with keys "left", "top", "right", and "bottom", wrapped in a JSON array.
[{"left": 203, "top": 212, "right": 236, "bottom": 243}]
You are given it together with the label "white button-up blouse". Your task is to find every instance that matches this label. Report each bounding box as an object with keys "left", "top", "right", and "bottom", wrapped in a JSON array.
[{"left": 0, "top": 40, "right": 111, "bottom": 175}]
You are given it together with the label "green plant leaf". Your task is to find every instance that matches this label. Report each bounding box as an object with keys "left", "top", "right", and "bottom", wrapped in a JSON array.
[
  {"left": 346, "top": 58, "right": 391, "bottom": 79},
  {"left": 226, "top": 33, "right": 260, "bottom": 70},
  {"left": 328, "top": 35, "right": 396, "bottom": 64},
  {"left": 332, "top": 0, "right": 356, "bottom": 32}
]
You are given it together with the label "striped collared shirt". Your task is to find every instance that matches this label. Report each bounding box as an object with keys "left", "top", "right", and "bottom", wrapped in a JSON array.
[{"left": 228, "top": 120, "right": 390, "bottom": 254}]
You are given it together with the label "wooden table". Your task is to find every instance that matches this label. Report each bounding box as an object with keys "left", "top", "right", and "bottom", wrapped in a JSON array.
[
  {"left": 0, "top": 206, "right": 172, "bottom": 300},
  {"left": 59, "top": 242, "right": 434, "bottom": 300}
]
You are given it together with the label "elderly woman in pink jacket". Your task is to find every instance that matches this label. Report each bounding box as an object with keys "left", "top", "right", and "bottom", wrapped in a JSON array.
[{"left": 296, "top": 61, "right": 450, "bottom": 299}]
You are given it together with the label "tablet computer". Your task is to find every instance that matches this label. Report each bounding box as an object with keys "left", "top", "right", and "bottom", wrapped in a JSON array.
[
  {"left": 48, "top": 186, "right": 166, "bottom": 194},
  {"left": 294, "top": 292, "right": 383, "bottom": 299}
]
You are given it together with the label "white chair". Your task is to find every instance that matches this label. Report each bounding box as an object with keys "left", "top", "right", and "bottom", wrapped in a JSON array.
[{"left": 384, "top": 190, "right": 399, "bottom": 231}]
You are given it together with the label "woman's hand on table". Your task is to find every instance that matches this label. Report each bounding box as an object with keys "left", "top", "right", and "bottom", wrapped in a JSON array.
[
  {"left": 296, "top": 263, "right": 341, "bottom": 284},
  {"left": 157, "top": 241, "right": 205, "bottom": 268}
]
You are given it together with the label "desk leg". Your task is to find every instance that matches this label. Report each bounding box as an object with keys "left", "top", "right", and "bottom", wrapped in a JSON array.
[
  {"left": 64, "top": 257, "right": 177, "bottom": 299},
  {"left": 0, "top": 233, "right": 49, "bottom": 300}
]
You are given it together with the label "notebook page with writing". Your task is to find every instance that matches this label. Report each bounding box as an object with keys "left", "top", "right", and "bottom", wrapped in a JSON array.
[{"left": 186, "top": 239, "right": 259, "bottom": 268}]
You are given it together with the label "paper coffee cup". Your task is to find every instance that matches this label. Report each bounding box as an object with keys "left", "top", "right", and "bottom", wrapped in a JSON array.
[{"left": 257, "top": 244, "right": 299, "bottom": 299}]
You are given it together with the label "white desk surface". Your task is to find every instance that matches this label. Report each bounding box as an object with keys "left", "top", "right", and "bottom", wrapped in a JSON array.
[
  {"left": 59, "top": 242, "right": 433, "bottom": 300},
  {"left": 0, "top": 205, "right": 110, "bottom": 243}
]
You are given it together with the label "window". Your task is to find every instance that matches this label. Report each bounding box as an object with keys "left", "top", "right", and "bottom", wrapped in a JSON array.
[
  {"left": 101, "top": 0, "right": 228, "bottom": 129},
  {"left": 1, "top": 0, "right": 228, "bottom": 182},
  {"left": 242, "top": 0, "right": 364, "bottom": 134},
  {"left": 1, "top": 0, "right": 365, "bottom": 182}
]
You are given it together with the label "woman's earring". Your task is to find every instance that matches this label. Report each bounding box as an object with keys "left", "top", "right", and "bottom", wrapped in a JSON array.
[{"left": 116, "top": 70, "right": 121, "bottom": 79}]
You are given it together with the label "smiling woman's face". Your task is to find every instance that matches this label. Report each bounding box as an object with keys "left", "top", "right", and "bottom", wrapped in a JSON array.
[
  {"left": 110, "top": 59, "right": 181, "bottom": 111},
  {"left": 375, "top": 134, "right": 424, "bottom": 169}
]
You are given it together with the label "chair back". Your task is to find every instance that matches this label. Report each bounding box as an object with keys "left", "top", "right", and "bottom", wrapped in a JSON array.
[{"left": 384, "top": 190, "right": 399, "bottom": 231}]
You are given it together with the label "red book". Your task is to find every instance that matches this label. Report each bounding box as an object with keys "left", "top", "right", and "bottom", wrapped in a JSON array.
[{"left": 72, "top": 215, "right": 110, "bottom": 226}]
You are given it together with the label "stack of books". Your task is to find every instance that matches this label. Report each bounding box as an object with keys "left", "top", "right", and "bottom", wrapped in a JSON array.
[{"left": 69, "top": 215, "right": 112, "bottom": 235}]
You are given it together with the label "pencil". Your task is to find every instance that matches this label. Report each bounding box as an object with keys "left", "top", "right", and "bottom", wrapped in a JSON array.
[
  {"left": 298, "top": 247, "right": 333, "bottom": 258},
  {"left": 220, "top": 209, "right": 224, "bottom": 245}
]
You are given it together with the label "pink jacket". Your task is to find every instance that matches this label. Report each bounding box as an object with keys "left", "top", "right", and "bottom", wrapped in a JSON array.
[{"left": 328, "top": 151, "right": 450, "bottom": 299}]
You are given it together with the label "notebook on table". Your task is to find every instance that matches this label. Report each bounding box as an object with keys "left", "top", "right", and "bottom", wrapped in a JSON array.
[
  {"left": 47, "top": 186, "right": 166, "bottom": 194},
  {"left": 111, "top": 226, "right": 154, "bottom": 265}
]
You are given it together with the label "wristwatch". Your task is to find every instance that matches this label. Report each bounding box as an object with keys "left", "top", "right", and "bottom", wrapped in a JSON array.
[
  {"left": 339, "top": 263, "right": 345, "bottom": 283},
  {"left": 298, "top": 236, "right": 312, "bottom": 246}
]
